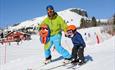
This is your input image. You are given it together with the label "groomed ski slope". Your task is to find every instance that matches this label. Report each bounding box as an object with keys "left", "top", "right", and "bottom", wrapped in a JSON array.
[{"left": 0, "top": 27, "right": 115, "bottom": 70}]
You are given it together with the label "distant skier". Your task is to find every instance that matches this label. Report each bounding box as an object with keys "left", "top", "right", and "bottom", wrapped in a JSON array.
[
  {"left": 39, "top": 5, "right": 71, "bottom": 64},
  {"left": 65, "top": 25, "right": 86, "bottom": 65}
]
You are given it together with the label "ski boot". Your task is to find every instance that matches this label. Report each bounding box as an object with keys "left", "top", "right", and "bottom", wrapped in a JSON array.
[
  {"left": 44, "top": 55, "right": 52, "bottom": 65},
  {"left": 63, "top": 58, "right": 71, "bottom": 64},
  {"left": 44, "top": 59, "right": 52, "bottom": 65},
  {"left": 71, "top": 59, "right": 79, "bottom": 65},
  {"left": 78, "top": 59, "right": 85, "bottom": 65}
]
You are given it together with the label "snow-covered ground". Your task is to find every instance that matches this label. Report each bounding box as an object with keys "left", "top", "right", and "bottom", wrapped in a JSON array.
[{"left": 0, "top": 27, "right": 115, "bottom": 70}]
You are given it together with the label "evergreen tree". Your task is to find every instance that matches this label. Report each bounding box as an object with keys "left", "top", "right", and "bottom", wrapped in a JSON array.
[
  {"left": 80, "top": 18, "right": 85, "bottom": 28},
  {"left": 112, "top": 14, "right": 115, "bottom": 32},
  {"left": 97, "top": 20, "right": 101, "bottom": 26},
  {"left": 92, "top": 16, "right": 97, "bottom": 27},
  {"left": 84, "top": 11, "right": 88, "bottom": 17}
]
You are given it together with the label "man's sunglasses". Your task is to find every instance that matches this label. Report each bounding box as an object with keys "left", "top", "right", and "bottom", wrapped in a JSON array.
[{"left": 47, "top": 9, "right": 54, "bottom": 13}]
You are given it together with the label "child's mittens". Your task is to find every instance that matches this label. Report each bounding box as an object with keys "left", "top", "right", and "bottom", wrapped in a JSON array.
[{"left": 64, "top": 32, "right": 68, "bottom": 37}]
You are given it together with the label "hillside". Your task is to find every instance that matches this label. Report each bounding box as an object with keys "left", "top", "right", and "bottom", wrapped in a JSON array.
[{"left": 8, "top": 8, "right": 86, "bottom": 31}]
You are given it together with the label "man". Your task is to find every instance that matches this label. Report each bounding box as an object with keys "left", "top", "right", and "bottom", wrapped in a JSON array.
[{"left": 39, "top": 5, "right": 71, "bottom": 64}]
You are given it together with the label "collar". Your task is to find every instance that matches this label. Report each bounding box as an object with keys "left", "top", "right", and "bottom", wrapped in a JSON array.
[{"left": 48, "top": 12, "right": 58, "bottom": 20}]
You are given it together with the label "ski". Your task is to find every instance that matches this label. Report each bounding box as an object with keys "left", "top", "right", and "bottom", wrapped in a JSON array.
[
  {"left": 66, "top": 61, "right": 87, "bottom": 69},
  {"left": 40, "top": 62, "right": 71, "bottom": 70},
  {"left": 66, "top": 63, "right": 78, "bottom": 69}
]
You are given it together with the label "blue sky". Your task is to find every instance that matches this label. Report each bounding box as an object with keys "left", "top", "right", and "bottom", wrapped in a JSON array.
[{"left": 0, "top": 0, "right": 115, "bottom": 28}]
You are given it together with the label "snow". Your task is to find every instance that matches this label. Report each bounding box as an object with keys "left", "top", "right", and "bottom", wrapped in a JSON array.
[
  {"left": 58, "top": 9, "right": 82, "bottom": 27},
  {"left": 83, "top": 36, "right": 115, "bottom": 70},
  {"left": 0, "top": 27, "right": 115, "bottom": 70},
  {"left": 97, "top": 19, "right": 108, "bottom": 23}
]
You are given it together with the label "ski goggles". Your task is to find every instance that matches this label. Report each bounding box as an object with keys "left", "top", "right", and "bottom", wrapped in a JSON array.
[
  {"left": 47, "top": 8, "right": 54, "bottom": 13},
  {"left": 39, "top": 27, "right": 48, "bottom": 30}
]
